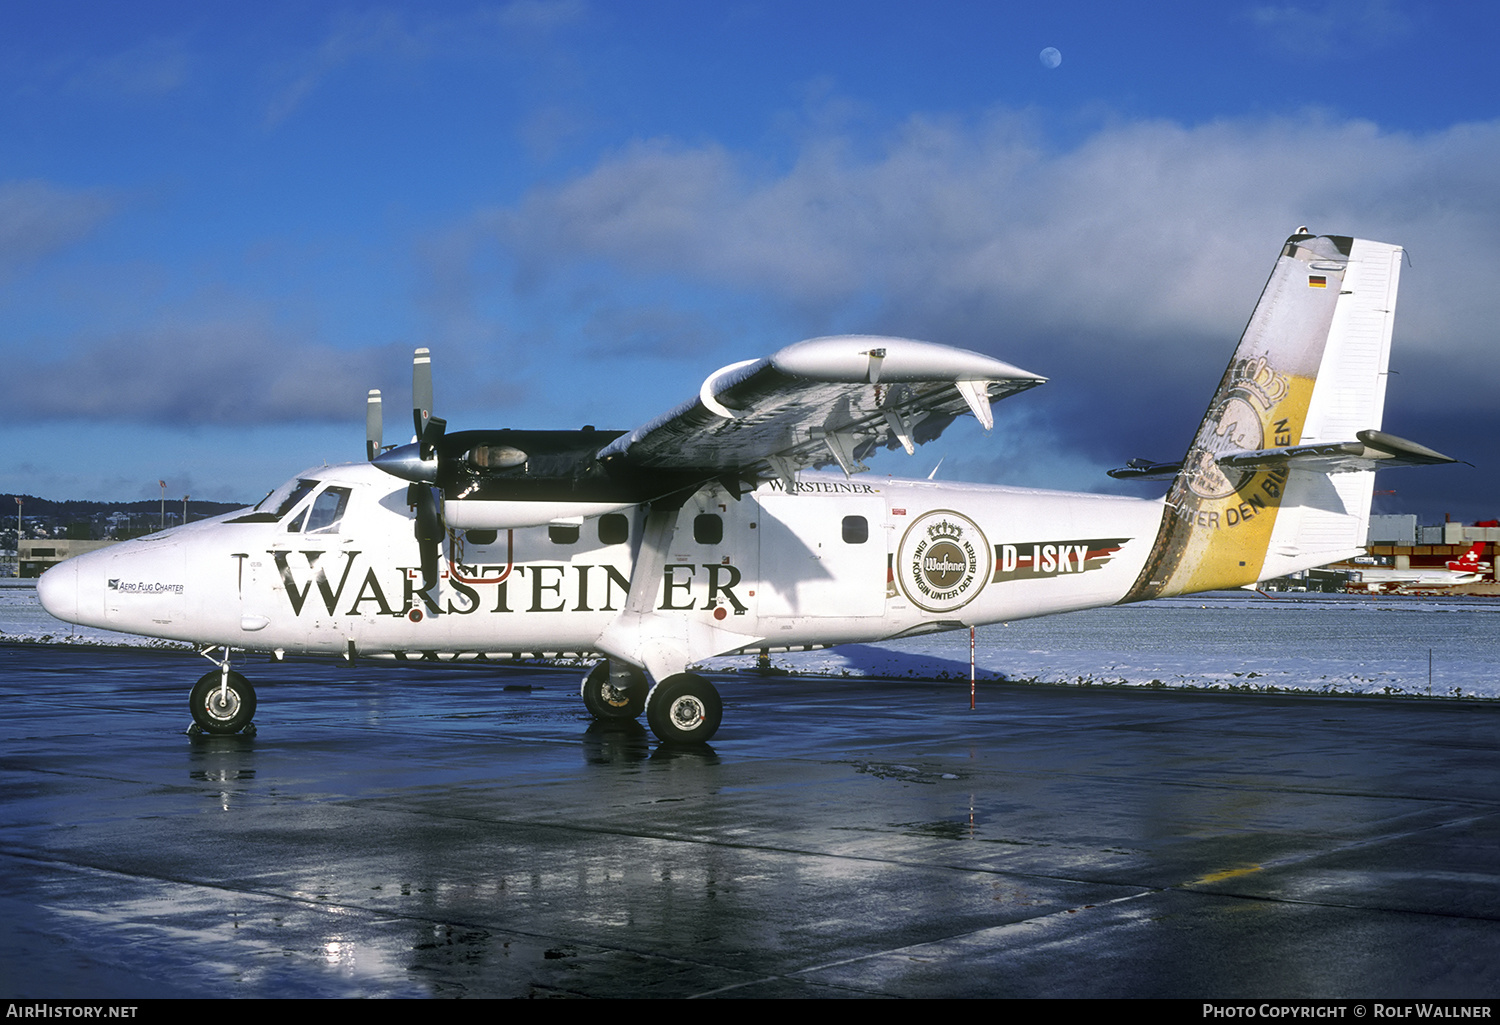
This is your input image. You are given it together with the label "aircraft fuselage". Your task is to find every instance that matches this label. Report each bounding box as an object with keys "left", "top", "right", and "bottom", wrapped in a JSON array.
[{"left": 40, "top": 463, "right": 1165, "bottom": 661}]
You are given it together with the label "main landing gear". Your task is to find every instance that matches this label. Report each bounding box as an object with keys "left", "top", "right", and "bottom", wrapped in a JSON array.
[
  {"left": 647, "top": 673, "right": 722, "bottom": 745},
  {"left": 582, "top": 661, "right": 722, "bottom": 744},
  {"left": 189, "top": 647, "right": 257, "bottom": 735},
  {"left": 580, "top": 661, "right": 648, "bottom": 720}
]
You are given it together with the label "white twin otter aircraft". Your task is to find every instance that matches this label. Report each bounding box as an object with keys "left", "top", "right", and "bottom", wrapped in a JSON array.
[{"left": 38, "top": 232, "right": 1455, "bottom": 743}]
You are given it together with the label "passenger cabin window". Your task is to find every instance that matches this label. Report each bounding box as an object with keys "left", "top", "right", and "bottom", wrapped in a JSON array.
[
  {"left": 693, "top": 514, "right": 723, "bottom": 545},
  {"left": 549, "top": 522, "right": 580, "bottom": 545},
  {"left": 842, "top": 515, "right": 869, "bottom": 544},
  {"left": 598, "top": 513, "right": 629, "bottom": 545}
]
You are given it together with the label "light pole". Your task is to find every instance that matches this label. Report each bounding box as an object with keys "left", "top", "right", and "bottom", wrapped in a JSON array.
[
  {"left": 13, "top": 496, "right": 21, "bottom": 578},
  {"left": 159, "top": 480, "right": 166, "bottom": 531},
  {"left": 182, "top": 495, "right": 189, "bottom": 525}
]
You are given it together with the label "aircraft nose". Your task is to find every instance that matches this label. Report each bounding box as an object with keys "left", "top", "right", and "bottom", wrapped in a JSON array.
[{"left": 36, "top": 560, "right": 79, "bottom": 623}]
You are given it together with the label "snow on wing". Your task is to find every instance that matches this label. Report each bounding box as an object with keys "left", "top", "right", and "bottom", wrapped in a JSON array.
[{"left": 597, "top": 334, "right": 1047, "bottom": 477}]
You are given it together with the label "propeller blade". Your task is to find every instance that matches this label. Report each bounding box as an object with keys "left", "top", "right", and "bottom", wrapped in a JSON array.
[
  {"left": 412, "top": 347, "right": 432, "bottom": 441},
  {"left": 419, "top": 416, "right": 447, "bottom": 463},
  {"left": 408, "top": 483, "right": 444, "bottom": 594},
  {"left": 366, "top": 389, "right": 383, "bottom": 461}
]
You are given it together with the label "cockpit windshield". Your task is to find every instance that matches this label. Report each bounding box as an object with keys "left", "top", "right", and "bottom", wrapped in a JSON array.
[
  {"left": 229, "top": 470, "right": 367, "bottom": 527},
  {"left": 231, "top": 477, "right": 322, "bottom": 524},
  {"left": 252, "top": 478, "right": 318, "bottom": 516}
]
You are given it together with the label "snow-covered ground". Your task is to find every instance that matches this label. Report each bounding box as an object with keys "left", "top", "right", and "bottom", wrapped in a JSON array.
[
  {"left": 4, "top": 581, "right": 1497, "bottom": 699},
  {"left": 0, "top": 581, "right": 185, "bottom": 648},
  {"left": 703, "top": 592, "right": 1500, "bottom": 699}
]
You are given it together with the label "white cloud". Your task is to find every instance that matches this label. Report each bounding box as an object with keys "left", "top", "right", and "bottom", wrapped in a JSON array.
[
  {"left": 66, "top": 35, "right": 193, "bottom": 99},
  {"left": 263, "top": 8, "right": 428, "bottom": 128},
  {"left": 1248, "top": 0, "right": 1411, "bottom": 56},
  {"left": 418, "top": 106, "right": 1500, "bottom": 513},
  {"left": 0, "top": 180, "right": 115, "bottom": 278},
  {"left": 487, "top": 110, "right": 1500, "bottom": 409},
  {"left": 263, "top": 1, "right": 590, "bottom": 128},
  {"left": 4, "top": 322, "right": 402, "bottom": 426}
]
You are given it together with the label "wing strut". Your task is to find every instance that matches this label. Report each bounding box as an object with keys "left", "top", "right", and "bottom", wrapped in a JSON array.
[
  {"left": 595, "top": 501, "right": 766, "bottom": 682},
  {"left": 623, "top": 506, "right": 678, "bottom": 616}
]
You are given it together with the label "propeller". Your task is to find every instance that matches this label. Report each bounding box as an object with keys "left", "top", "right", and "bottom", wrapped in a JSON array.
[
  {"left": 373, "top": 349, "right": 447, "bottom": 484},
  {"left": 368, "top": 348, "right": 449, "bottom": 593}
]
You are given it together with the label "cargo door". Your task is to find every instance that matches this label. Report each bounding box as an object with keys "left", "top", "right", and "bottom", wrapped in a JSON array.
[{"left": 756, "top": 493, "right": 885, "bottom": 618}]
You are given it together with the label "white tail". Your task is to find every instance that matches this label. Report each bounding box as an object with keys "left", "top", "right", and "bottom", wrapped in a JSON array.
[{"left": 1126, "top": 233, "right": 1420, "bottom": 599}]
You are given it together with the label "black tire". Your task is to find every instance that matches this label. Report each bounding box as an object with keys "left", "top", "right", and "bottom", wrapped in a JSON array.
[
  {"left": 190, "top": 670, "right": 257, "bottom": 734},
  {"left": 645, "top": 673, "right": 722, "bottom": 744},
  {"left": 580, "top": 661, "right": 648, "bottom": 720}
]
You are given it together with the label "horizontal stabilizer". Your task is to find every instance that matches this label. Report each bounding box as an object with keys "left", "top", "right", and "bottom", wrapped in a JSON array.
[
  {"left": 1215, "top": 429, "right": 1456, "bottom": 474},
  {"left": 1107, "top": 459, "right": 1182, "bottom": 482},
  {"left": 1108, "top": 429, "right": 1453, "bottom": 481}
]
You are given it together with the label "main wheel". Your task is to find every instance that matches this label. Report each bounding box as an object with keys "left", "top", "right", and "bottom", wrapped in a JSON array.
[
  {"left": 646, "top": 673, "right": 722, "bottom": 744},
  {"left": 580, "top": 661, "right": 648, "bottom": 720},
  {"left": 190, "top": 670, "right": 257, "bottom": 734}
]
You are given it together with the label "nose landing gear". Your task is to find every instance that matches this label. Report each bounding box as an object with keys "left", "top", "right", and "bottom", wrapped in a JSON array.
[{"left": 188, "top": 647, "right": 257, "bottom": 735}]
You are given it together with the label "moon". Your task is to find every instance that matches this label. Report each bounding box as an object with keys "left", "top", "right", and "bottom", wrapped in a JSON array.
[{"left": 1039, "top": 46, "right": 1062, "bottom": 69}]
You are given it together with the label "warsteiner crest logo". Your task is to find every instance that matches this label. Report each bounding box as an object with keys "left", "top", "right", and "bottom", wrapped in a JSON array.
[
  {"left": 1183, "top": 355, "right": 1291, "bottom": 501},
  {"left": 897, "top": 510, "right": 991, "bottom": 613}
]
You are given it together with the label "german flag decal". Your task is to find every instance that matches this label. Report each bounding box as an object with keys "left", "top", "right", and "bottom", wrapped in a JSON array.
[{"left": 1308, "top": 274, "right": 1327, "bottom": 288}]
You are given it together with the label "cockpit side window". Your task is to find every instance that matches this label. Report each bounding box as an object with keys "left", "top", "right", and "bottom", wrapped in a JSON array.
[{"left": 304, "top": 487, "right": 351, "bottom": 534}]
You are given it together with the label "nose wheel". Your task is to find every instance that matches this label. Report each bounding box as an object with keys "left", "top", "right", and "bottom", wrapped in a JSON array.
[
  {"left": 646, "top": 673, "right": 721, "bottom": 745},
  {"left": 189, "top": 648, "right": 257, "bottom": 735}
]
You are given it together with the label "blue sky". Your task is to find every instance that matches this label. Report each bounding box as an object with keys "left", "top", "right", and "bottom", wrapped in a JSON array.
[{"left": 1, "top": 1, "right": 1496, "bottom": 522}]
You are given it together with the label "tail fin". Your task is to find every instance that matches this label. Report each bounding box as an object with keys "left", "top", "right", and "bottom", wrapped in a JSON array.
[
  {"left": 1126, "top": 233, "right": 1408, "bottom": 600},
  {"left": 1449, "top": 542, "right": 1487, "bottom": 572}
]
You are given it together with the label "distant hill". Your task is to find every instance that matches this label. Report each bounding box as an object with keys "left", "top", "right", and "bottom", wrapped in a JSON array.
[
  {"left": 2, "top": 494, "right": 252, "bottom": 541},
  {"left": 2, "top": 495, "right": 249, "bottom": 519}
]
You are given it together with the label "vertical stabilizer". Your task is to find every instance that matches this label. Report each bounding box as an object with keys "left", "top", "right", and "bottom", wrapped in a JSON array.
[{"left": 1125, "top": 233, "right": 1404, "bottom": 600}]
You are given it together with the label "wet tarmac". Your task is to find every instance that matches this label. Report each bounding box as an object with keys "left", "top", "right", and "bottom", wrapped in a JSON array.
[{"left": 2, "top": 642, "right": 1499, "bottom": 999}]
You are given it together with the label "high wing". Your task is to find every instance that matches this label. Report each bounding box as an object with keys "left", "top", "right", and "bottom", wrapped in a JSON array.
[{"left": 597, "top": 334, "right": 1046, "bottom": 487}]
